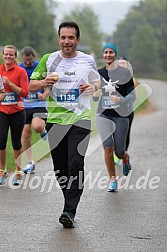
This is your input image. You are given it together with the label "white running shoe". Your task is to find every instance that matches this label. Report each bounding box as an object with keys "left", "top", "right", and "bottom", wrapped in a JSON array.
[{"left": 23, "top": 162, "right": 35, "bottom": 174}]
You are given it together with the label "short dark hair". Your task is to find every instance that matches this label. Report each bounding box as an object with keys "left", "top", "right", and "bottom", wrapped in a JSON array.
[
  {"left": 58, "top": 21, "right": 80, "bottom": 39},
  {"left": 21, "top": 46, "right": 36, "bottom": 57}
]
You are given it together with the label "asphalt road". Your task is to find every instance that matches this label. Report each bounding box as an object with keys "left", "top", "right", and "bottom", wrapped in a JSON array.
[{"left": 0, "top": 79, "right": 167, "bottom": 252}]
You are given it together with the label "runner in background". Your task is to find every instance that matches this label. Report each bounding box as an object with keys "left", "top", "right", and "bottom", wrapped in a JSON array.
[
  {"left": 19, "top": 47, "right": 49, "bottom": 174},
  {"left": 0, "top": 45, "right": 28, "bottom": 185},
  {"left": 93, "top": 43, "right": 135, "bottom": 192},
  {"left": 114, "top": 56, "right": 138, "bottom": 164}
]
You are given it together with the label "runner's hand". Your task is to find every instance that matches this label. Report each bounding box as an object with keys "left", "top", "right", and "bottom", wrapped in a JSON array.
[
  {"left": 45, "top": 72, "right": 59, "bottom": 86},
  {"left": 38, "top": 92, "right": 44, "bottom": 101},
  {"left": 80, "top": 83, "right": 96, "bottom": 95},
  {"left": 110, "top": 95, "right": 120, "bottom": 103},
  {"left": 2, "top": 76, "right": 11, "bottom": 86}
]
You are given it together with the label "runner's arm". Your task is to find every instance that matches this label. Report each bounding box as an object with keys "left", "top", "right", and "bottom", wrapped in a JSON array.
[{"left": 0, "top": 89, "right": 5, "bottom": 102}]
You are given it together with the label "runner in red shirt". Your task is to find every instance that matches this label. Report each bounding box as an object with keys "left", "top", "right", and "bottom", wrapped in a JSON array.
[{"left": 0, "top": 45, "right": 29, "bottom": 186}]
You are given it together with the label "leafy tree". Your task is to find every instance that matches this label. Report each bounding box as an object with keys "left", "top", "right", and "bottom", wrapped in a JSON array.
[
  {"left": 112, "top": 0, "right": 167, "bottom": 75},
  {"left": 0, "top": 0, "right": 58, "bottom": 56},
  {"left": 113, "top": 10, "right": 145, "bottom": 57},
  {"left": 128, "top": 23, "right": 160, "bottom": 74}
]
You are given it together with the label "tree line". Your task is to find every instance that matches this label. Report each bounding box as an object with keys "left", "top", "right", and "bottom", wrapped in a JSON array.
[
  {"left": 0, "top": 0, "right": 103, "bottom": 60},
  {"left": 112, "top": 0, "right": 167, "bottom": 76},
  {"left": 0, "top": 0, "right": 166, "bottom": 77},
  {"left": 0, "top": 0, "right": 58, "bottom": 56}
]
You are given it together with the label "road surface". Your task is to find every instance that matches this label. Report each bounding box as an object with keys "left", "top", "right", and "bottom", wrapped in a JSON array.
[{"left": 0, "top": 79, "right": 167, "bottom": 252}]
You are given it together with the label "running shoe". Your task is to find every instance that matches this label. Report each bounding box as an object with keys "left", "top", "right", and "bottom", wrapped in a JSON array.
[
  {"left": 123, "top": 156, "right": 131, "bottom": 176},
  {"left": 23, "top": 162, "right": 35, "bottom": 174},
  {"left": 40, "top": 129, "right": 48, "bottom": 141},
  {"left": 0, "top": 170, "right": 6, "bottom": 185},
  {"left": 4, "top": 168, "right": 8, "bottom": 178},
  {"left": 59, "top": 212, "right": 75, "bottom": 228},
  {"left": 114, "top": 154, "right": 121, "bottom": 165},
  {"left": 108, "top": 179, "right": 118, "bottom": 192},
  {"left": 13, "top": 170, "right": 23, "bottom": 186}
]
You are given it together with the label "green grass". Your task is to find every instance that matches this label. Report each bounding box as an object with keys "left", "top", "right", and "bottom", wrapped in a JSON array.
[
  {"left": 133, "top": 81, "right": 150, "bottom": 113},
  {"left": 90, "top": 97, "right": 99, "bottom": 134},
  {"left": 6, "top": 130, "right": 50, "bottom": 172}
]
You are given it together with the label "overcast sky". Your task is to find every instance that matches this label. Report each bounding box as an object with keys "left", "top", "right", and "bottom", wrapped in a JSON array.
[{"left": 58, "top": 0, "right": 139, "bottom": 3}]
